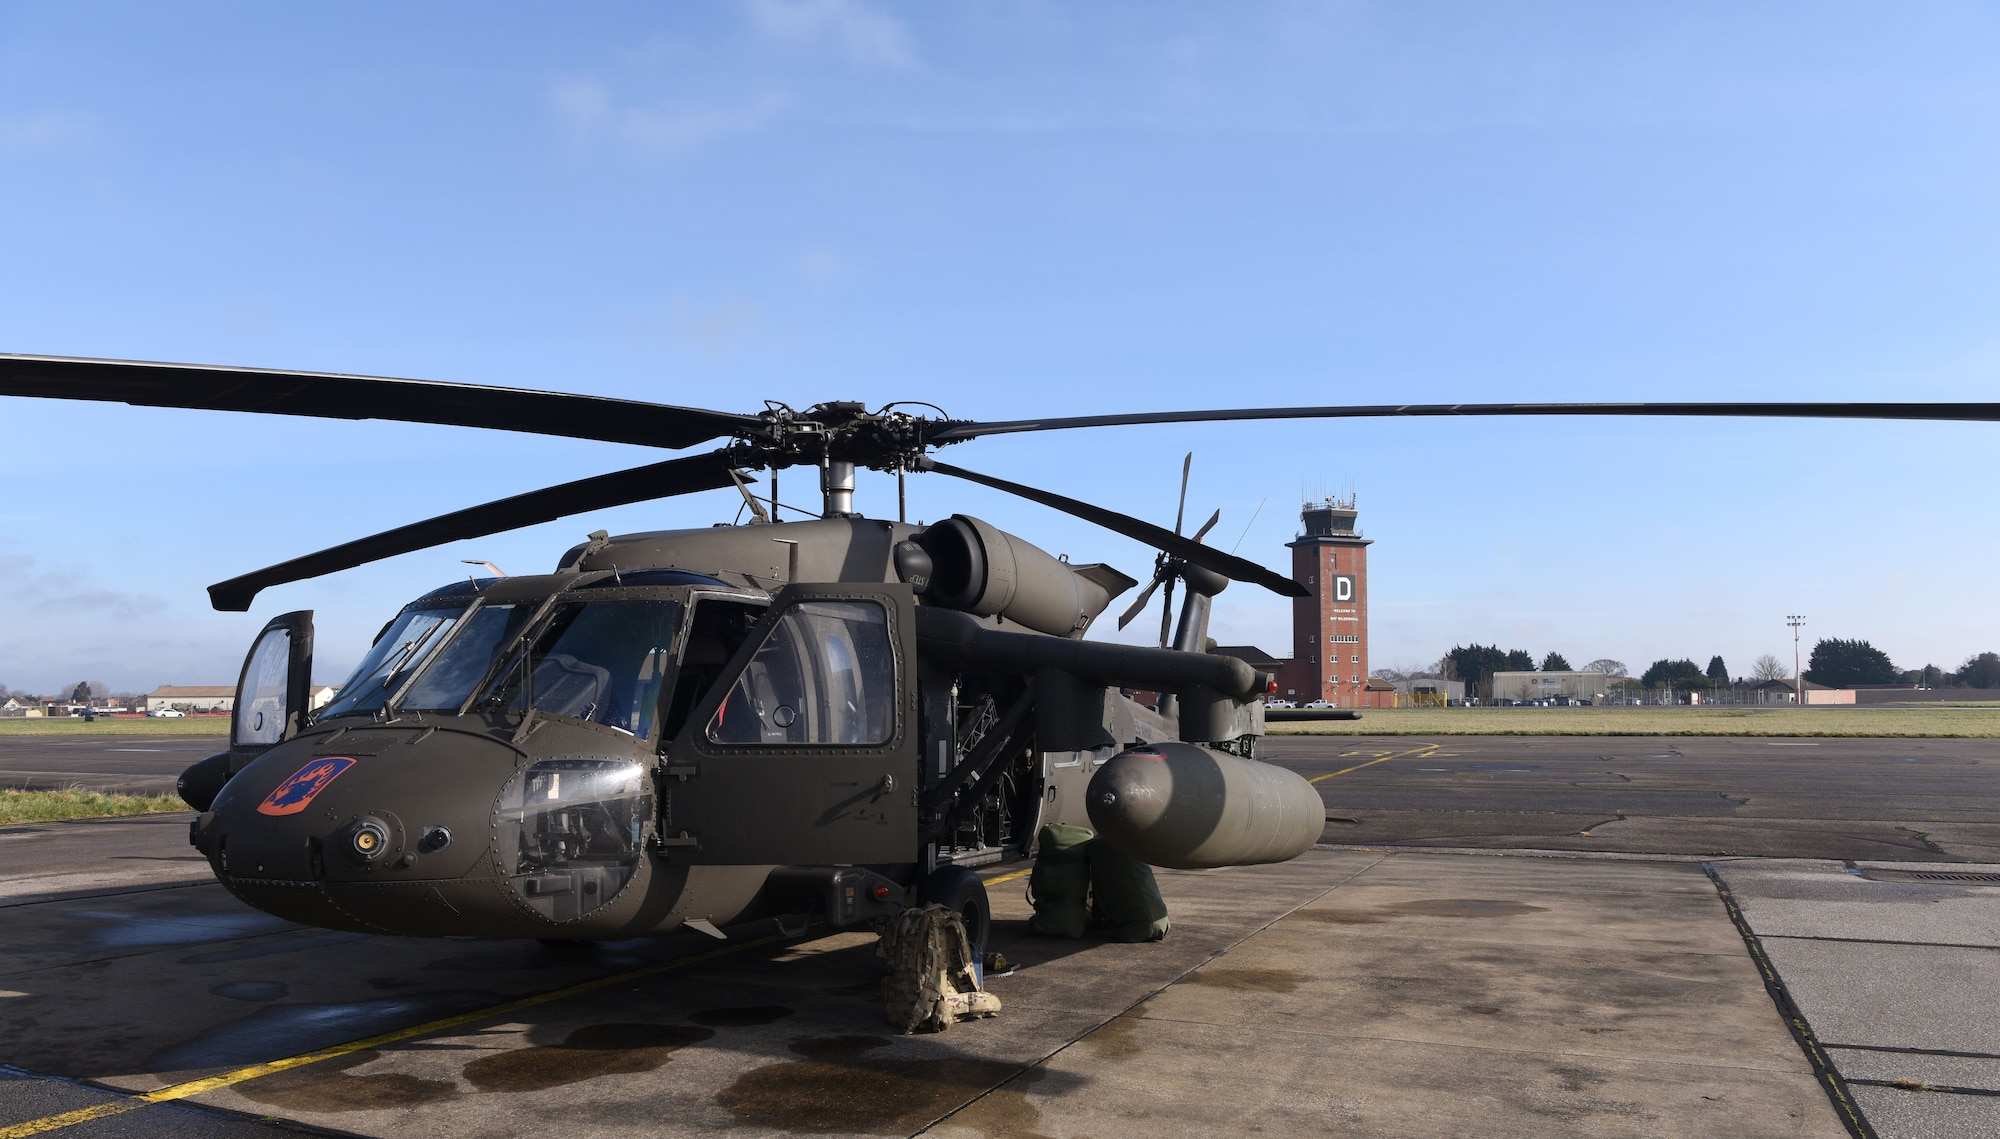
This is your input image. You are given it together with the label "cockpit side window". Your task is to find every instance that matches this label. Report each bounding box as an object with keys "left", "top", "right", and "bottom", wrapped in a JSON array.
[
  {"left": 659, "top": 598, "right": 765, "bottom": 743},
  {"left": 398, "top": 602, "right": 535, "bottom": 713},
  {"left": 320, "top": 607, "right": 462, "bottom": 719},
  {"left": 706, "top": 600, "right": 896, "bottom": 746}
]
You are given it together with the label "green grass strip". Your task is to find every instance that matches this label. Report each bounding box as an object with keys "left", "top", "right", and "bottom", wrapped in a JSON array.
[
  {"left": 0, "top": 718, "right": 229, "bottom": 737},
  {"left": 0, "top": 788, "right": 189, "bottom": 824}
]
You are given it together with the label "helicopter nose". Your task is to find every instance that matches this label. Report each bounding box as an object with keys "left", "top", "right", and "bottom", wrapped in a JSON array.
[{"left": 196, "top": 730, "right": 520, "bottom": 928}]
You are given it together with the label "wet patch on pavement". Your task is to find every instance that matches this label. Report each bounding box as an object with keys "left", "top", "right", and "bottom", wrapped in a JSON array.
[
  {"left": 1185, "top": 966, "right": 1310, "bottom": 993},
  {"left": 1289, "top": 898, "right": 1547, "bottom": 925},
  {"left": 62, "top": 908, "right": 293, "bottom": 949},
  {"left": 232, "top": 1049, "right": 460, "bottom": 1112},
  {"left": 463, "top": 1023, "right": 715, "bottom": 1093},
  {"left": 714, "top": 1033, "right": 1059, "bottom": 1134},
  {"left": 1287, "top": 908, "right": 1389, "bottom": 925},
  {"left": 1379, "top": 899, "right": 1548, "bottom": 918},
  {"left": 689, "top": 1004, "right": 795, "bottom": 1027},
  {"left": 209, "top": 981, "right": 288, "bottom": 1002},
  {"left": 148, "top": 991, "right": 506, "bottom": 1072},
  {"left": 177, "top": 930, "right": 366, "bottom": 964},
  {"left": 1080, "top": 1010, "right": 1148, "bottom": 1061}
]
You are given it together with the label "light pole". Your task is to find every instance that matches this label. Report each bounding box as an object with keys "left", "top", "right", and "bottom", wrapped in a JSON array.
[{"left": 1787, "top": 614, "right": 1805, "bottom": 705}]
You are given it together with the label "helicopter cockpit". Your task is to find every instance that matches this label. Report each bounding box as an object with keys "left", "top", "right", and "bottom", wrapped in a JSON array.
[{"left": 313, "top": 569, "right": 768, "bottom": 745}]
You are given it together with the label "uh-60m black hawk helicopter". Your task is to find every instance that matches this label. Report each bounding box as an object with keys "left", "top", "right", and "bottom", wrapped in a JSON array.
[{"left": 3, "top": 353, "right": 1995, "bottom": 955}]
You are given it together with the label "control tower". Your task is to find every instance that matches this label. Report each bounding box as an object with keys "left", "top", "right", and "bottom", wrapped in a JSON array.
[{"left": 1283, "top": 495, "right": 1381, "bottom": 708}]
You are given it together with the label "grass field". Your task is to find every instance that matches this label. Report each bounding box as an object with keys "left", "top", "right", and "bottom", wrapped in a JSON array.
[
  {"left": 1267, "top": 705, "right": 2000, "bottom": 737},
  {"left": 0, "top": 717, "right": 229, "bottom": 737},
  {"left": 0, "top": 787, "right": 190, "bottom": 824}
]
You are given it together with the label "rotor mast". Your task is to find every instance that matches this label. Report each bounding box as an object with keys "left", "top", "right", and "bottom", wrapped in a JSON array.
[{"left": 821, "top": 459, "right": 857, "bottom": 518}]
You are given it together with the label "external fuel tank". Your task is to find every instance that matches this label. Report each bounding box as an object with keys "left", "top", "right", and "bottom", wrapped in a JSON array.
[{"left": 1085, "top": 741, "right": 1325, "bottom": 870}]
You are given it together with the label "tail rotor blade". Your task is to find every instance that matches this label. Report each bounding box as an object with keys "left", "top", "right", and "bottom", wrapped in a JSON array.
[
  {"left": 1174, "top": 452, "right": 1192, "bottom": 536},
  {"left": 1158, "top": 573, "right": 1178, "bottom": 649},
  {"left": 1192, "top": 508, "right": 1221, "bottom": 543},
  {"left": 1117, "top": 573, "right": 1164, "bottom": 630}
]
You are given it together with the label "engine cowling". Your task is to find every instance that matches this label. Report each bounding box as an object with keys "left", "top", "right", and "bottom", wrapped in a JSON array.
[{"left": 916, "top": 514, "right": 1132, "bottom": 637}]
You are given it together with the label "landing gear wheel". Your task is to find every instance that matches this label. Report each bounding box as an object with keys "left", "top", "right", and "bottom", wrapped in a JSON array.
[{"left": 916, "top": 865, "right": 992, "bottom": 965}]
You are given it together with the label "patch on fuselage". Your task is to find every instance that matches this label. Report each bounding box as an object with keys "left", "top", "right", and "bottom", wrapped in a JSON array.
[{"left": 257, "top": 756, "right": 357, "bottom": 816}]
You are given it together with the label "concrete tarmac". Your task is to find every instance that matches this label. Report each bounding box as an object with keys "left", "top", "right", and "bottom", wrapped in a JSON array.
[
  {"left": 0, "top": 733, "right": 1994, "bottom": 1137},
  {"left": 0, "top": 733, "right": 223, "bottom": 796},
  {"left": 1264, "top": 734, "right": 2000, "bottom": 862}
]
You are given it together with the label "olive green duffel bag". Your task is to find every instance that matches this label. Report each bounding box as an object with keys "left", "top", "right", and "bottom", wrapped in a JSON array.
[
  {"left": 1027, "top": 823, "right": 1094, "bottom": 938},
  {"left": 1089, "top": 840, "right": 1170, "bottom": 943}
]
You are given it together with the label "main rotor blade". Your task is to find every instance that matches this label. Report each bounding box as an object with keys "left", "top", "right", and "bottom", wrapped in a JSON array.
[
  {"left": 207, "top": 449, "right": 741, "bottom": 611},
  {"left": 1192, "top": 508, "right": 1221, "bottom": 543},
  {"left": 925, "top": 399, "right": 2000, "bottom": 443},
  {"left": 923, "top": 459, "right": 1308, "bottom": 599},
  {"left": 0, "top": 354, "right": 757, "bottom": 450}
]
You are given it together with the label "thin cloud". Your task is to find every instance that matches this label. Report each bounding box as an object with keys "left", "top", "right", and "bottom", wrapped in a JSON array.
[
  {"left": 743, "top": 0, "right": 915, "bottom": 68},
  {"left": 795, "top": 245, "right": 845, "bottom": 284},
  {"left": 668, "top": 297, "right": 764, "bottom": 356},
  {"left": 0, "top": 551, "right": 165, "bottom": 619},
  {"left": 0, "top": 108, "right": 95, "bottom": 150},
  {"left": 552, "top": 80, "right": 787, "bottom": 156}
]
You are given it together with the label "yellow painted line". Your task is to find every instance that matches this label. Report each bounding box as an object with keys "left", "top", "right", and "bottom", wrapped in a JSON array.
[
  {"left": 0, "top": 930, "right": 789, "bottom": 1139},
  {"left": 0, "top": 1102, "right": 136, "bottom": 1137},
  {"left": 984, "top": 868, "right": 1030, "bottom": 886},
  {"left": 1309, "top": 742, "right": 1439, "bottom": 784}
]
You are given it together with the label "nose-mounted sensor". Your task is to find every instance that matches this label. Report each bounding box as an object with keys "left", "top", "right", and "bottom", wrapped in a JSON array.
[{"left": 347, "top": 818, "right": 391, "bottom": 861}]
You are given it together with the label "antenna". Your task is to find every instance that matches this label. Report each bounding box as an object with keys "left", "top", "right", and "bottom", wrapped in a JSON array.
[{"left": 1230, "top": 498, "right": 1266, "bottom": 555}]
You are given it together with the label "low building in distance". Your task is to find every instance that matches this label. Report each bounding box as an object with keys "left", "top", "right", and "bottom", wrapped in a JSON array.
[
  {"left": 1750, "top": 678, "right": 1855, "bottom": 705},
  {"left": 146, "top": 684, "right": 337, "bottom": 714},
  {"left": 1491, "top": 670, "right": 1611, "bottom": 704}
]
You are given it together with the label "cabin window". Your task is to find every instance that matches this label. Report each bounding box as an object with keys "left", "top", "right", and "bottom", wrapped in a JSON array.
[{"left": 707, "top": 600, "right": 896, "bottom": 746}]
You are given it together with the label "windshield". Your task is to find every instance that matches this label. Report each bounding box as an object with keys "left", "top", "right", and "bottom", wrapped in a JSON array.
[
  {"left": 320, "top": 607, "right": 463, "bottom": 719},
  {"left": 399, "top": 602, "right": 535, "bottom": 712},
  {"left": 479, "top": 599, "right": 682, "bottom": 738}
]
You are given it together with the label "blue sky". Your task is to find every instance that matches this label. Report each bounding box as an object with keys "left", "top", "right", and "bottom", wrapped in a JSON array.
[{"left": 3, "top": 1, "right": 1997, "bottom": 693}]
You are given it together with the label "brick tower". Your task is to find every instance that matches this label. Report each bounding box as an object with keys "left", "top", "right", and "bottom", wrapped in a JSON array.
[{"left": 1284, "top": 495, "right": 1378, "bottom": 708}]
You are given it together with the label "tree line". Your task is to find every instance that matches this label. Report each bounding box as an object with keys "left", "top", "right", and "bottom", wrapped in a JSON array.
[
  {"left": 1802, "top": 641, "right": 2000, "bottom": 689},
  {"left": 0, "top": 681, "right": 138, "bottom": 706},
  {"left": 1375, "top": 640, "right": 2000, "bottom": 693}
]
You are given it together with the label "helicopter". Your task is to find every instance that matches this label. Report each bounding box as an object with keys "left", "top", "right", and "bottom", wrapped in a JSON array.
[{"left": 3, "top": 352, "right": 1995, "bottom": 954}]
